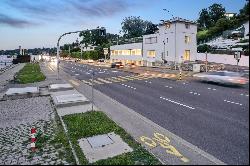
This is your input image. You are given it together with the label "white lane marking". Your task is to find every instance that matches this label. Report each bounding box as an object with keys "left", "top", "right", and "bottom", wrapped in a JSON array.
[
  {"left": 189, "top": 91, "right": 201, "bottom": 96},
  {"left": 120, "top": 83, "right": 136, "bottom": 90},
  {"left": 160, "top": 97, "right": 195, "bottom": 110},
  {"left": 98, "top": 72, "right": 105, "bottom": 74},
  {"left": 75, "top": 74, "right": 79, "bottom": 76},
  {"left": 165, "top": 85, "right": 173, "bottom": 89},
  {"left": 224, "top": 100, "right": 242, "bottom": 106},
  {"left": 208, "top": 87, "right": 216, "bottom": 91},
  {"left": 240, "top": 93, "right": 249, "bottom": 97},
  {"left": 112, "top": 71, "right": 118, "bottom": 73}
]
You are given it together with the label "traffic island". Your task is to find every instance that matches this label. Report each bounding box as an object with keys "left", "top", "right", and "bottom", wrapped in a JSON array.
[
  {"left": 62, "top": 111, "right": 162, "bottom": 165},
  {"left": 14, "top": 63, "right": 46, "bottom": 84}
]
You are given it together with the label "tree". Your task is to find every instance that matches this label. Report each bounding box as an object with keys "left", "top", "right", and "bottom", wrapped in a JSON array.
[
  {"left": 197, "top": 8, "right": 211, "bottom": 29},
  {"left": 145, "top": 22, "right": 159, "bottom": 35},
  {"left": 208, "top": 3, "right": 226, "bottom": 25},
  {"left": 121, "top": 16, "right": 157, "bottom": 38},
  {"left": 237, "top": 1, "right": 249, "bottom": 23},
  {"left": 121, "top": 16, "right": 146, "bottom": 38}
]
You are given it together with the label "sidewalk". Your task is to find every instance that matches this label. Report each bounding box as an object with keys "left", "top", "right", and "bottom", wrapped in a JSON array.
[{"left": 44, "top": 62, "right": 226, "bottom": 165}]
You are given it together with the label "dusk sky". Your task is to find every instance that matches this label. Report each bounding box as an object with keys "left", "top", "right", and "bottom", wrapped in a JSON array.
[{"left": 0, "top": 0, "right": 247, "bottom": 50}]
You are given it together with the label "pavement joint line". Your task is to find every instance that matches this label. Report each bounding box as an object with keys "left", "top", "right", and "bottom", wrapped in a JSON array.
[{"left": 160, "top": 96, "right": 195, "bottom": 110}]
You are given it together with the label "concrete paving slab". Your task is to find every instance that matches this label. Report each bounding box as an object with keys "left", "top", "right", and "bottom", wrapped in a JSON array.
[
  {"left": 51, "top": 90, "right": 90, "bottom": 108},
  {"left": 5, "top": 87, "right": 39, "bottom": 95},
  {"left": 3, "top": 87, "right": 40, "bottom": 100},
  {"left": 78, "top": 132, "right": 133, "bottom": 163},
  {"left": 57, "top": 104, "right": 97, "bottom": 116},
  {"left": 49, "top": 84, "right": 73, "bottom": 92}
]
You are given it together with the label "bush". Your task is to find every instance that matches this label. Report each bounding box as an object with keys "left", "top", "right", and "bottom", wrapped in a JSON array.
[{"left": 197, "top": 44, "right": 212, "bottom": 53}]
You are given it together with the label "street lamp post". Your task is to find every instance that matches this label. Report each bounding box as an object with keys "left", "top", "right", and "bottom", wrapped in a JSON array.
[{"left": 56, "top": 27, "right": 106, "bottom": 79}]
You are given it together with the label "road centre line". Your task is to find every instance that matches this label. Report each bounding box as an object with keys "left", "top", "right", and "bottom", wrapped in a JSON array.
[
  {"left": 160, "top": 96, "right": 195, "bottom": 110},
  {"left": 224, "top": 99, "right": 242, "bottom": 106}
]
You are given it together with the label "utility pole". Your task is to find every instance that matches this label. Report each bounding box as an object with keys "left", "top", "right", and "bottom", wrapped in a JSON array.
[{"left": 91, "top": 71, "right": 94, "bottom": 111}]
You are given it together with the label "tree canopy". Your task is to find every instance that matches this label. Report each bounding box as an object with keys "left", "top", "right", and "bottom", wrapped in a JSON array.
[{"left": 121, "top": 16, "right": 158, "bottom": 38}]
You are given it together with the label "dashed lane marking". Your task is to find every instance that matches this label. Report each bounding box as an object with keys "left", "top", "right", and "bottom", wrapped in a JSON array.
[
  {"left": 165, "top": 85, "right": 173, "bottom": 89},
  {"left": 121, "top": 83, "right": 136, "bottom": 90},
  {"left": 224, "top": 99, "right": 242, "bottom": 106},
  {"left": 160, "top": 96, "right": 195, "bottom": 110},
  {"left": 189, "top": 91, "right": 201, "bottom": 96}
]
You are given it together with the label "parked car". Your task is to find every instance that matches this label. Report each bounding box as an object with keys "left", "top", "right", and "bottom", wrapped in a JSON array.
[
  {"left": 111, "top": 62, "right": 124, "bottom": 68},
  {"left": 193, "top": 71, "right": 248, "bottom": 85}
]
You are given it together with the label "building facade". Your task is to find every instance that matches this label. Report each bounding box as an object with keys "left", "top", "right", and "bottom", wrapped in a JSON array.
[{"left": 110, "top": 18, "right": 197, "bottom": 66}]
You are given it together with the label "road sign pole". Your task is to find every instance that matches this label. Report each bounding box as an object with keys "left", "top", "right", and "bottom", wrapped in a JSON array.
[{"left": 91, "top": 71, "right": 94, "bottom": 111}]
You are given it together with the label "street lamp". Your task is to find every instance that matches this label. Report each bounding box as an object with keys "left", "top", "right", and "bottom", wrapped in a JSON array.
[
  {"left": 163, "top": 9, "right": 177, "bottom": 70},
  {"left": 56, "top": 27, "right": 106, "bottom": 79}
]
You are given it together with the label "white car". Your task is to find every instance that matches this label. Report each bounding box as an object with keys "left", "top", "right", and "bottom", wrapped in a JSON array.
[{"left": 193, "top": 71, "right": 248, "bottom": 85}]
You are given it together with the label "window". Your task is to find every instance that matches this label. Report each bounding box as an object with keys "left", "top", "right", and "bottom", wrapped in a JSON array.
[
  {"left": 111, "top": 50, "right": 114, "bottom": 55},
  {"left": 145, "top": 37, "right": 157, "bottom": 44},
  {"left": 185, "top": 36, "right": 191, "bottom": 44},
  {"left": 136, "top": 49, "right": 142, "bottom": 55},
  {"left": 185, "top": 23, "right": 190, "bottom": 29},
  {"left": 115, "top": 50, "right": 118, "bottom": 55},
  {"left": 184, "top": 50, "right": 190, "bottom": 61},
  {"left": 131, "top": 50, "right": 136, "bottom": 55},
  {"left": 147, "top": 50, "right": 156, "bottom": 58},
  {"left": 119, "top": 50, "right": 122, "bottom": 55}
]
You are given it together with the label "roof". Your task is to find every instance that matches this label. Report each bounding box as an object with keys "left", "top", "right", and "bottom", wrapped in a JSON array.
[{"left": 159, "top": 17, "right": 197, "bottom": 26}]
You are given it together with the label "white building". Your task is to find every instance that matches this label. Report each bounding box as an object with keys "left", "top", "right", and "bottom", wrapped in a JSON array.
[
  {"left": 243, "top": 21, "right": 249, "bottom": 39},
  {"left": 110, "top": 17, "right": 197, "bottom": 66}
]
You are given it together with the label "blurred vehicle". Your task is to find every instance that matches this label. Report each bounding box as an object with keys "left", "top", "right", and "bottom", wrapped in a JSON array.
[
  {"left": 111, "top": 62, "right": 124, "bottom": 68},
  {"left": 88, "top": 59, "right": 94, "bottom": 63},
  {"left": 193, "top": 71, "right": 248, "bottom": 85},
  {"left": 130, "top": 63, "right": 136, "bottom": 68},
  {"left": 98, "top": 59, "right": 105, "bottom": 62}
]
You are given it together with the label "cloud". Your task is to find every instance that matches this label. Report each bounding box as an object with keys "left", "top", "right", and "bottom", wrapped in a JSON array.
[{"left": 0, "top": 13, "right": 35, "bottom": 28}]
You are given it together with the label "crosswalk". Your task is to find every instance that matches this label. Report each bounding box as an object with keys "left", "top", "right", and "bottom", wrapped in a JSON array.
[{"left": 81, "top": 74, "right": 156, "bottom": 86}]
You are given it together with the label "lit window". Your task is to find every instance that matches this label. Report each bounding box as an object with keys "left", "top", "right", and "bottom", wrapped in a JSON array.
[
  {"left": 184, "top": 50, "right": 190, "bottom": 61},
  {"left": 115, "top": 50, "right": 118, "bottom": 55},
  {"left": 185, "top": 24, "right": 190, "bottom": 29},
  {"left": 131, "top": 50, "right": 136, "bottom": 55},
  {"left": 136, "top": 49, "right": 142, "bottom": 55},
  {"left": 119, "top": 50, "right": 122, "bottom": 55},
  {"left": 185, "top": 36, "right": 191, "bottom": 44},
  {"left": 111, "top": 50, "right": 114, "bottom": 55},
  {"left": 147, "top": 50, "right": 156, "bottom": 57}
]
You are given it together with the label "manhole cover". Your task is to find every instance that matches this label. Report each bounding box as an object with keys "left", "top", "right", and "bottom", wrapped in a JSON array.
[{"left": 87, "top": 134, "right": 114, "bottom": 149}]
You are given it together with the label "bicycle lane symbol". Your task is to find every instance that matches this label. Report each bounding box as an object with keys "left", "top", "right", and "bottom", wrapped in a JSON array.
[{"left": 140, "top": 132, "right": 190, "bottom": 163}]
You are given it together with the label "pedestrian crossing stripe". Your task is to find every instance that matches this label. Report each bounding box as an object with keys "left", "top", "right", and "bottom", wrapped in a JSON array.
[
  {"left": 97, "top": 78, "right": 112, "bottom": 84},
  {"left": 105, "top": 77, "right": 120, "bottom": 82},
  {"left": 118, "top": 76, "right": 134, "bottom": 81},
  {"left": 81, "top": 80, "right": 92, "bottom": 85},
  {"left": 112, "top": 77, "right": 127, "bottom": 81},
  {"left": 93, "top": 80, "right": 104, "bottom": 84}
]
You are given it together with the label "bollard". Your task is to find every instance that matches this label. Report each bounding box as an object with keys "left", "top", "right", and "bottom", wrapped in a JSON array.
[
  {"left": 179, "top": 72, "right": 182, "bottom": 80},
  {"left": 31, "top": 128, "right": 36, "bottom": 152}
]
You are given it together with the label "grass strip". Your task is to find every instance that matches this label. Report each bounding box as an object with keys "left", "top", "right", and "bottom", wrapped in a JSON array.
[
  {"left": 15, "top": 63, "right": 46, "bottom": 84},
  {"left": 62, "top": 111, "right": 161, "bottom": 165}
]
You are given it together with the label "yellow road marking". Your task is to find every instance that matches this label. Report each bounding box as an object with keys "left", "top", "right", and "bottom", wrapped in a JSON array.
[
  {"left": 106, "top": 77, "right": 120, "bottom": 82},
  {"left": 112, "top": 77, "right": 127, "bottom": 82},
  {"left": 69, "top": 79, "right": 79, "bottom": 86},
  {"left": 140, "top": 132, "right": 189, "bottom": 163},
  {"left": 118, "top": 76, "right": 134, "bottom": 80},
  {"left": 97, "top": 78, "right": 112, "bottom": 84},
  {"left": 92, "top": 80, "right": 104, "bottom": 84},
  {"left": 81, "top": 80, "right": 92, "bottom": 85}
]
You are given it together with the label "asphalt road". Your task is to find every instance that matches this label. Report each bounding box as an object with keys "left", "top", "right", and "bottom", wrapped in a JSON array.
[{"left": 61, "top": 61, "right": 249, "bottom": 165}]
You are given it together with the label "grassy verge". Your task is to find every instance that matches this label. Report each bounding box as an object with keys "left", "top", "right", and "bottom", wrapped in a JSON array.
[
  {"left": 63, "top": 111, "right": 161, "bottom": 165},
  {"left": 15, "top": 63, "right": 46, "bottom": 84}
]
